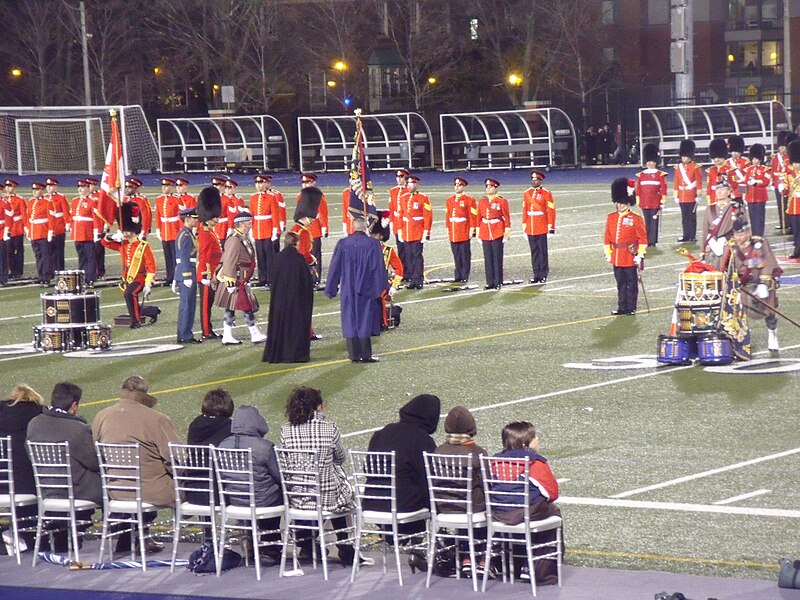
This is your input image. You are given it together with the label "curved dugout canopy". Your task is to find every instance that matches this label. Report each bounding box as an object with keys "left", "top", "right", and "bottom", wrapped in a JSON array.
[
  {"left": 297, "top": 112, "right": 434, "bottom": 173},
  {"left": 638, "top": 100, "right": 791, "bottom": 165},
  {"left": 439, "top": 108, "right": 578, "bottom": 172}
]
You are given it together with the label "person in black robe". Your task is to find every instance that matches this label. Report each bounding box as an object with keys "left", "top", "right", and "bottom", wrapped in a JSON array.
[{"left": 262, "top": 231, "right": 315, "bottom": 363}]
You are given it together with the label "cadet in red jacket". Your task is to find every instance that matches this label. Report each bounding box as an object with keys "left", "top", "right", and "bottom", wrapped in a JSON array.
[
  {"left": 155, "top": 177, "right": 181, "bottom": 284},
  {"left": 604, "top": 178, "right": 647, "bottom": 315},
  {"left": 478, "top": 178, "right": 511, "bottom": 290},
  {"left": 370, "top": 211, "right": 403, "bottom": 329},
  {"left": 705, "top": 137, "right": 727, "bottom": 205},
  {"left": 674, "top": 139, "right": 703, "bottom": 242},
  {"left": 86, "top": 177, "right": 116, "bottom": 279},
  {"left": 27, "top": 182, "right": 54, "bottom": 285},
  {"left": 785, "top": 140, "right": 800, "bottom": 259},
  {"left": 721, "top": 134, "right": 750, "bottom": 203},
  {"left": 196, "top": 187, "right": 223, "bottom": 339},
  {"left": 445, "top": 176, "right": 477, "bottom": 282},
  {"left": 744, "top": 143, "right": 771, "bottom": 237},
  {"left": 70, "top": 180, "right": 98, "bottom": 284},
  {"left": 175, "top": 177, "right": 196, "bottom": 209},
  {"left": 770, "top": 131, "right": 792, "bottom": 233},
  {"left": 388, "top": 169, "right": 409, "bottom": 267},
  {"left": 635, "top": 144, "right": 666, "bottom": 248},
  {"left": 522, "top": 170, "right": 556, "bottom": 283},
  {"left": 297, "top": 173, "right": 328, "bottom": 279},
  {"left": 45, "top": 177, "right": 71, "bottom": 272},
  {"left": 3, "top": 179, "right": 27, "bottom": 278},
  {"left": 250, "top": 174, "right": 281, "bottom": 287},
  {"left": 0, "top": 191, "right": 8, "bottom": 284},
  {"left": 102, "top": 202, "right": 156, "bottom": 328},
  {"left": 398, "top": 174, "right": 432, "bottom": 289},
  {"left": 123, "top": 178, "right": 152, "bottom": 238},
  {"left": 265, "top": 175, "right": 286, "bottom": 252}
]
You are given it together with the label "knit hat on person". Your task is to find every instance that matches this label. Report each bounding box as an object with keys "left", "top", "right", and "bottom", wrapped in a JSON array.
[{"left": 444, "top": 405, "right": 477, "bottom": 436}]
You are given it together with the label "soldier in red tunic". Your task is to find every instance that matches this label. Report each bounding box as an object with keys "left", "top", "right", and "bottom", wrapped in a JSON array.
[
  {"left": 26, "top": 182, "right": 54, "bottom": 285},
  {"left": 3, "top": 179, "right": 27, "bottom": 279},
  {"left": 635, "top": 144, "right": 666, "bottom": 248},
  {"left": 674, "top": 139, "right": 703, "bottom": 242},
  {"left": 398, "top": 174, "right": 432, "bottom": 289},
  {"left": 155, "top": 177, "right": 181, "bottom": 284},
  {"left": 604, "top": 178, "right": 647, "bottom": 315},
  {"left": 770, "top": 131, "right": 792, "bottom": 233},
  {"left": 196, "top": 187, "right": 223, "bottom": 340},
  {"left": 744, "top": 143, "right": 771, "bottom": 237},
  {"left": 70, "top": 180, "right": 98, "bottom": 285},
  {"left": 721, "top": 134, "right": 750, "bottom": 204},
  {"left": 477, "top": 178, "right": 511, "bottom": 289},
  {"left": 522, "top": 170, "right": 556, "bottom": 282},
  {"left": 445, "top": 176, "right": 477, "bottom": 282}
]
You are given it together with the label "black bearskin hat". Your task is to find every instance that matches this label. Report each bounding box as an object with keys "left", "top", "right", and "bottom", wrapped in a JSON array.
[
  {"left": 777, "top": 130, "right": 790, "bottom": 147},
  {"left": 642, "top": 143, "right": 659, "bottom": 164},
  {"left": 679, "top": 139, "right": 695, "bottom": 158},
  {"left": 728, "top": 134, "right": 745, "bottom": 154},
  {"left": 121, "top": 201, "right": 142, "bottom": 234},
  {"left": 708, "top": 138, "right": 728, "bottom": 159},
  {"left": 197, "top": 186, "right": 222, "bottom": 223},
  {"left": 749, "top": 143, "right": 765, "bottom": 163},
  {"left": 294, "top": 186, "right": 322, "bottom": 222},
  {"left": 611, "top": 177, "right": 635, "bottom": 205},
  {"left": 788, "top": 140, "right": 800, "bottom": 165}
]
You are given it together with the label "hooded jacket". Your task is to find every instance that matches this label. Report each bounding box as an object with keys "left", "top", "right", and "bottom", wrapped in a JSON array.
[
  {"left": 366, "top": 394, "right": 440, "bottom": 512},
  {"left": 434, "top": 405, "right": 487, "bottom": 512},
  {"left": 0, "top": 399, "right": 43, "bottom": 494},
  {"left": 183, "top": 413, "right": 233, "bottom": 506},
  {"left": 218, "top": 406, "right": 282, "bottom": 508}
]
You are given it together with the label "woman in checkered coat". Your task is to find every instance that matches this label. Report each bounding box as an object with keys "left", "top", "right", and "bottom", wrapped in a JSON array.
[{"left": 279, "top": 386, "right": 357, "bottom": 566}]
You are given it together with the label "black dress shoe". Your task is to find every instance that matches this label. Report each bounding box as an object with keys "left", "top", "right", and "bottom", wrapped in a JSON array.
[
  {"left": 359, "top": 357, "right": 380, "bottom": 363},
  {"left": 611, "top": 309, "right": 625, "bottom": 315},
  {"left": 179, "top": 338, "right": 203, "bottom": 344},
  {"left": 203, "top": 332, "right": 222, "bottom": 340},
  {"left": 130, "top": 321, "right": 142, "bottom": 329}
]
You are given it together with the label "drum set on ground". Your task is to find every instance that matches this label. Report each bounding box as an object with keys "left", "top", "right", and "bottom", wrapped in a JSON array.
[
  {"left": 657, "top": 270, "right": 735, "bottom": 366},
  {"left": 33, "top": 270, "right": 112, "bottom": 354}
]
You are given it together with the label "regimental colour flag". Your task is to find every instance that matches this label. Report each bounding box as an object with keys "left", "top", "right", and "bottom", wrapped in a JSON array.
[
  {"left": 347, "top": 109, "right": 377, "bottom": 222},
  {"left": 100, "top": 110, "right": 125, "bottom": 198}
]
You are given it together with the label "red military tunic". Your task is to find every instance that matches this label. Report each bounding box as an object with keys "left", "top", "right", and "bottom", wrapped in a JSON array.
[
  {"left": 705, "top": 164, "right": 724, "bottom": 203},
  {"left": 634, "top": 169, "right": 667, "bottom": 210},
  {"left": 48, "top": 193, "right": 71, "bottom": 235},
  {"left": 477, "top": 196, "right": 511, "bottom": 241},
  {"left": 522, "top": 186, "right": 556, "bottom": 235},
  {"left": 101, "top": 237, "right": 156, "bottom": 286},
  {"left": 197, "top": 223, "right": 223, "bottom": 282},
  {"left": 341, "top": 188, "right": 355, "bottom": 235},
  {"left": 214, "top": 194, "right": 232, "bottom": 239},
  {"left": 27, "top": 196, "right": 54, "bottom": 240},
  {"left": 70, "top": 196, "right": 96, "bottom": 242},
  {"left": 388, "top": 185, "right": 406, "bottom": 236},
  {"left": 445, "top": 193, "right": 477, "bottom": 242},
  {"left": 721, "top": 156, "right": 750, "bottom": 199},
  {"left": 5, "top": 194, "right": 26, "bottom": 237},
  {"left": 124, "top": 193, "right": 152, "bottom": 237},
  {"left": 250, "top": 192, "right": 280, "bottom": 240},
  {"left": 771, "top": 150, "right": 789, "bottom": 192},
  {"left": 178, "top": 192, "right": 196, "bottom": 209},
  {"left": 381, "top": 242, "right": 404, "bottom": 288},
  {"left": 156, "top": 194, "right": 182, "bottom": 241},
  {"left": 89, "top": 189, "right": 116, "bottom": 232},
  {"left": 744, "top": 164, "right": 771, "bottom": 204},
  {"left": 289, "top": 222, "right": 315, "bottom": 265},
  {"left": 268, "top": 188, "right": 286, "bottom": 232},
  {"left": 0, "top": 198, "right": 9, "bottom": 239},
  {"left": 674, "top": 162, "right": 703, "bottom": 204},
  {"left": 400, "top": 191, "right": 433, "bottom": 242},
  {"left": 786, "top": 167, "right": 800, "bottom": 216},
  {"left": 604, "top": 208, "right": 647, "bottom": 267}
]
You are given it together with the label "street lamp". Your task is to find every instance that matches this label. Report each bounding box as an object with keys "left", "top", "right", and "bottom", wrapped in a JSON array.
[
  {"left": 327, "top": 80, "right": 337, "bottom": 88},
  {"left": 427, "top": 76, "right": 437, "bottom": 85},
  {"left": 153, "top": 67, "right": 161, "bottom": 75},
  {"left": 333, "top": 60, "right": 348, "bottom": 71},
  {"left": 508, "top": 73, "right": 523, "bottom": 86},
  {"left": 10, "top": 68, "right": 21, "bottom": 78}
]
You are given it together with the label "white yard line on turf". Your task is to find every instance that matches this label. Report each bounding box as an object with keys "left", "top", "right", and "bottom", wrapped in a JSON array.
[
  {"left": 713, "top": 489, "right": 771, "bottom": 505},
  {"left": 543, "top": 285, "right": 575, "bottom": 292},
  {"left": 557, "top": 496, "right": 800, "bottom": 519},
  {"left": 611, "top": 447, "right": 800, "bottom": 499}
]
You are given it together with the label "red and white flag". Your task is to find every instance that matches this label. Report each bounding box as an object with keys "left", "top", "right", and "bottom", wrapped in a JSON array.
[{"left": 100, "top": 112, "right": 124, "bottom": 198}]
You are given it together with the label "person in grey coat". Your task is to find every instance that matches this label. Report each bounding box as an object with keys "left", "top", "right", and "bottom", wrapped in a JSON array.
[{"left": 218, "top": 405, "right": 282, "bottom": 564}]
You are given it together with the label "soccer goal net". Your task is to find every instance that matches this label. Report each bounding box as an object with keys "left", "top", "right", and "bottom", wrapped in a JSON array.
[{"left": 0, "top": 105, "right": 160, "bottom": 176}]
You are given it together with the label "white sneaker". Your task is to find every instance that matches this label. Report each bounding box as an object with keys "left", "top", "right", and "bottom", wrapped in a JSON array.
[
  {"left": 768, "top": 328, "right": 779, "bottom": 351},
  {"left": 248, "top": 325, "right": 266, "bottom": 343}
]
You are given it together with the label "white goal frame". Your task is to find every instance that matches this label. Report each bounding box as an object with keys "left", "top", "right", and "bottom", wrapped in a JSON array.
[{"left": 15, "top": 117, "right": 104, "bottom": 174}]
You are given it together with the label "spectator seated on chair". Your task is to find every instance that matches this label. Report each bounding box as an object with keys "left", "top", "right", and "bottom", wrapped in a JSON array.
[
  {"left": 185, "top": 389, "right": 234, "bottom": 506},
  {"left": 218, "top": 405, "right": 282, "bottom": 566},
  {"left": 490, "top": 421, "right": 562, "bottom": 585}
]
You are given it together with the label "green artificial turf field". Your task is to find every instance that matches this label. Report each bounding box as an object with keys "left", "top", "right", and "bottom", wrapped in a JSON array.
[{"left": 1, "top": 180, "right": 798, "bottom": 581}]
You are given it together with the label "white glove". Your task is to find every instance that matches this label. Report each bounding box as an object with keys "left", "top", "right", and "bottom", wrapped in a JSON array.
[
  {"left": 155, "top": 229, "right": 161, "bottom": 241},
  {"left": 142, "top": 285, "right": 151, "bottom": 298},
  {"left": 65, "top": 224, "right": 71, "bottom": 234},
  {"left": 93, "top": 230, "right": 101, "bottom": 242},
  {"left": 47, "top": 231, "right": 53, "bottom": 242},
  {"left": 778, "top": 183, "right": 785, "bottom": 193},
  {"left": 388, "top": 286, "right": 396, "bottom": 297},
  {"left": 183, "top": 279, "right": 193, "bottom": 288},
  {"left": 634, "top": 255, "right": 642, "bottom": 266},
  {"left": 548, "top": 229, "right": 555, "bottom": 236},
  {"left": 171, "top": 280, "right": 179, "bottom": 294},
  {"left": 502, "top": 236, "right": 508, "bottom": 244},
  {"left": 397, "top": 233, "right": 404, "bottom": 243},
  {"left": 673, "top": 197, "right": 679, "bottom": 204},
  {"left": 342, "top": 223, "right": 348, "bottom": 234},
  {"left": 271, "top": 230, "right": 279, "bottom": 241},
  {"left": 421, "top": 231, "right": 428, "bottom": 244},
  {"left": 226, "top": 285, "right": 236, "bottom": 294},
  {"left": 201, "top": 278, "right": 210, "bottom": 287},
  {"left": 755, "top": 283, "right": 769, "bottom": 299},
  {"left": 748, "top": 178, "right": 756, "bottom": 186},
  {"left": 605, "top": 254, "right": 612, "bottom": 263},
  {"left": 111, "top": 230, "right": 124, "bottom": 242},
  {"left": 322, "top": 227, "right": 328, "bottom": 238},
  {"left": 2, "top": 231, "right": 9, "bottom": 242}
]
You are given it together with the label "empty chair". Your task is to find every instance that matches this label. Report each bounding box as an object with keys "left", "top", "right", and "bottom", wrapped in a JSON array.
[
  {"left": 168, "top": 443, "right": 220, "bottom": 574},
  {"left": 0, "top": 436, "right": 37, "bottom": 563},
  {"left": 480, "top": 455, "right": 562, "bottom": 596},
  {"left": 211, "top": 446, "right": 283, "bottom": 580},
  {"left": 26, "top": 441, "right": 99, "bottom": 566},
  {"left": 350, "top": 449, "right": 430, "bottom": 585},
  {"left": 423, "top": 452, "right": 486, "bottom": 592},
  {"left": 95, "top": 442, "right": 166, "bottom": 572},
  {"left": 275, "top": 447, "right": 356, "bottom": 580}
]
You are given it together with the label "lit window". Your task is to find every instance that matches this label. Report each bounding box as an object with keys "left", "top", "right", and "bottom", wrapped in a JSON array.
[{"left": 470, "top": 18, "right": 478, "bottom": 40}]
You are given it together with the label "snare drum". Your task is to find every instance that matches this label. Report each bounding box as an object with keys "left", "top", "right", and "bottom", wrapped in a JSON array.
[
  {"left": 697, "top": 334, "right": 734, "bottom": 365},
  {"left": 33, "top": 325, "right": 66, "bottom": 352},
  {"left": 678, "top": 271, "right": 724, "bottom": 304},
  {"left": 657, "top": 334, "right": 694, "bottom": 365},
  {"left": 86, "top": 324, "right": 112, "bottom": 350},
  {"left": 54, "top": 270, "right": 86, "bottom": 295},
  {"left": 41, "top": 293, "right": 100, "bottom": 325},
  {"left": 677, "top": 303, "right": 721, "bottom": 335}
]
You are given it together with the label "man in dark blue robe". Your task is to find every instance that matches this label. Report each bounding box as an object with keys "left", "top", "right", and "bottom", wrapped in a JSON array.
[{"left": 325, "top": 216, "right": 389, "bottom": 362}]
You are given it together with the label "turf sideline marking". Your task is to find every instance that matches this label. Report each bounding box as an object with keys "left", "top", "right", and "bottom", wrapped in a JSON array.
[
  {"left": 558, "top": 495, "right": 800, "bottom": 519},
  {"left": 713, "top": 489, "right": 771, "bottom": 505},
  {"left": 567, "top": 548, "right": 776, "bottom": 570},
  {"left": 611, "top": 446, "right": 800, "bottom": 499}
]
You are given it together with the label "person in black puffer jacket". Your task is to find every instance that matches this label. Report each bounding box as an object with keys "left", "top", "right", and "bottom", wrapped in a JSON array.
[{"left": 185, "top": 389, "right": 234, "bottom": 506}]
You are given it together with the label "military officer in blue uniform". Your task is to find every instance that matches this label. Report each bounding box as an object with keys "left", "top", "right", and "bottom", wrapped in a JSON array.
[{"left": 175, "top": 206, "right": 201, "bottom": 343}]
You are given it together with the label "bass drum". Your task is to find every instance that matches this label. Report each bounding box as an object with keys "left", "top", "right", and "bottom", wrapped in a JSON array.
[
  {"left": 677, "top": 303, "right": 721, "bottom": 335},
  {"left": 657, "top": 334, "right": 694, "bottom": 365},
  {"left": 697, "top": 334, "right": 734, "bottom": 365}
]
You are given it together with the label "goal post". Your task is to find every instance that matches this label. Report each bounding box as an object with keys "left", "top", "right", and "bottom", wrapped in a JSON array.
[{"left": 0, "top": 105, "right": 159, "bottom": 176}]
